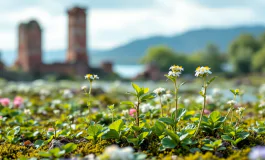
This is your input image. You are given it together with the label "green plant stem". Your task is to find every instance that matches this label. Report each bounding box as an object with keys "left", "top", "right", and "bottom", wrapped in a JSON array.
[
  {"left": 231, "top": 110, "right": 234, "bottom": 125},
  {"left": 194, "top": 77, "right": 207, "bottom": 137},
  {"left": 112, "top": 111, "right": 114, "bottom": 123},
  {"left": 225, "top": 107, "right": 232, "bottom": 120},
  {"left": 167, "top": 102, "right": 171, "bottom": 116},
  {"left": 160, "top": 96, "right": 163, "bottom": 117},
  {"left": 174, "top": 80, "right": 178, "bottom": 121},
  {"left": 136, "top": 99, "right": 140, "bottom": 127},
  {"left": 89, "top": 81, "right": 92, "bottom": 95}
]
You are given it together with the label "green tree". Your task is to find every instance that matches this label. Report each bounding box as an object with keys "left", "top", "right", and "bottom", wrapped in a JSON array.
[
  {"left": 141, "top": 45, "right": 186, "bottom": 71},
  {"left": 252, "top": 47, "right": 265, "bottom": 73},
  {"left": 228, "top": 34, "right": 260, "bottom": 73},
  {"left": 259, "top": 32, "right": 265, "bottom": 47},
  {"left": 201, "top": 44, "right": 224, "bottom": 72},
  {"left": 187, "top": 44, "right": 224, "bottom": 73}
]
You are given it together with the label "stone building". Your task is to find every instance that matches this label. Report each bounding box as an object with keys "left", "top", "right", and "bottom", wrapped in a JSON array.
[
  {"left": 14, "top": 6, "right": 90, "bottom": 76},
  {"left": 15, "top": 20, "right": 42, "bottom": 72}
]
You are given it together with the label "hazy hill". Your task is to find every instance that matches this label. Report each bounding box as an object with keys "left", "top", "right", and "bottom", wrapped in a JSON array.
[{"left": 90, "top": 25, "right": 265, "bottom": 65}]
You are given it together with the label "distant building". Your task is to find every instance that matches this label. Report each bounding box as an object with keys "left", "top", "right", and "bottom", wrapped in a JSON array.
[{"left": 14, "top": 7, "right": 91, "bottom": 76}]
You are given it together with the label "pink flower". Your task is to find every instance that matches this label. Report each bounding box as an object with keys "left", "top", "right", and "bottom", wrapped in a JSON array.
[
  {"left": 48, "top": 128, "right": 55, "bottom": 132},
  {"left": 0, "top": 116, "right": 2, "bottom": 119},
  {"left": 13, "top": 96, "right": 24, "bottom": 108},
  {"left": 13, "top": 100, "right": 23, "bottom": 108},
  {"left": 0, "top": 98, "right": 10, "bottom": 107},
  {"left": 129, "top": 108, "right": 137, "bottom": 117},
  {"left": 14, "top": 96, "right": 23, "bottom": 103},
  {"left": 204, "top": 109, "right": 211, "bottom": 115}
]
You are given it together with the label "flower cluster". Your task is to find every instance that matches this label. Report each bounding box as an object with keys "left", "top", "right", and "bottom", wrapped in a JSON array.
[
  {"left": 163, "top": 93, "right": 173, "bottom": 102},
  {"left": 227, "top": 100, "right": 237, "bottom": 106},
  {"left": 168, "top": 65, "right": 184, "bottom": 77},
  {"left": 153, "top": 87, "right": 166, "bottom": 96},
  {"left": 85, "top": 74, "right": 99, "bottom": 82},
  {"left": 236, "top": 107, "right": 245, "bottom": 114},
  {"left": 195, "top": 66, "right": 212, "bottom": 77}
]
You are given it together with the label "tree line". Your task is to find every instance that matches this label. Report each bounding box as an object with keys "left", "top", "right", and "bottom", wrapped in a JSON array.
[{"left": 141, "top": 32, "right": 265, "bottom": 74}]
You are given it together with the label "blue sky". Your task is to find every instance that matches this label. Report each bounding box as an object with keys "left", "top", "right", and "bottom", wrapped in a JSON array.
[{"left": 0, "top": 0, "right": 265, "bottom": 51}]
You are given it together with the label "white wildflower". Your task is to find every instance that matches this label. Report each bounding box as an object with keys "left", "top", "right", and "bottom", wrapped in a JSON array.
[
  {"left": 122, "top": 110, "right": 129, "bottom": 116},
  {"left": 63, "top": 89, "right": 73, "bottom": 99},
  {"left": 195, "top": 66, "right": 212, "bottom": 77},
  {"left": 236, "top": 107, "right": 245, "bottom": 114},
  {"left": 153, "top": 87, "right": 166, "bottom": 96},
  {"left": 259, "top": 101, "right": 265, "bottom": 108},
  {"left": 227, "top": 100, "right": 237, "bottom": 106},
  {"left": 163, "top": 93, "right": 173, "bottom": 102},
  {"left": 85, "top": 74, "right": 99, "bottom": 81},
  {"left": 168, "top": 71, "right": 181, "bottom": 77},
  {"left": 24, "top": 109, "right": 31, "bottom": 115},
  {"left": 81, "top": 86, "right": 87, "bottom": 91},
  {"left": 53, "top": 109, "right": 60, "bottom": 115},
  {"left": 140, "top": 103, "right": 152, "bottom": 113}
]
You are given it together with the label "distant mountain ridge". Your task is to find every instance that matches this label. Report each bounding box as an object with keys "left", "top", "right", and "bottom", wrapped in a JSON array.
[
  {"left": 91, "top": 25, "right": 265, "bottom": 65},
  {"left": 2, "top": 25, "right": 265, "bottom": 66}
]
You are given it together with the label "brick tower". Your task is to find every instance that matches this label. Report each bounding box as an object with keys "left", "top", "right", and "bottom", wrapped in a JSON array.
[
  {"left": 16, "top": 20, "right": 42, "bottom": 72},
  {"left": 66, "top": 7, "right": 88, "bottom": 66}
]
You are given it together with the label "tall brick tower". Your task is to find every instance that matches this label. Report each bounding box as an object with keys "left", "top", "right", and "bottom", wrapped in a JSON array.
[
  {"left": 66, "top": 7, "right": 88, "bottom": 66},
  {"left": 16, "top": 20, "right": 42, "bottom": 72}
]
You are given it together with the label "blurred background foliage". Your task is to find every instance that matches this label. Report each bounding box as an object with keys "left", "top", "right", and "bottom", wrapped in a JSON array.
[{"left": 141, "top": 32, "right": 265, "bottom": 75}]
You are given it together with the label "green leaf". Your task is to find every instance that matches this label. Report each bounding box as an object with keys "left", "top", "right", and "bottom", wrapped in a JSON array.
[
  {"left": 132, "top": 83, "right": 141, "bottom": 94},
  {"left": 34, "top": 140, "right": 44, "bottom": 149},
  {"left": 237, "top": 132, "right": 249, "bottom": 139},
  {"left": 189, "top": 148, "right": 201, "bottom": 153},
  {"left": 109, "top": 119, "right": 124, "bottom": 132},
  {"left": 165, "top": 129, "right": 180, "bottom": 143},
  {"left": 140, "top": 93, "right": 156, "bottom": 102},
  {"left": 120, "top": 101, "right": 134, "bottom": 108},
  {"left": 132, "top": 126, "right": 141, "bottom": 132},
  {"left": 108, "top": 104, "right": 115, "bottom": 110},
  {"left": 13, "top": 126, "right": 20, "bottom": 135},
  {"left": 62, "top": 143, "right": 77, "bottom": 154},
  {"left": 199, "top": 90, "right": 205, "bottom": 97},
  {"left": 212, "top": 140, "right": 222, "bottom": 147},
  {"left": 221, "top": 135, "right": 233, "bottom": 142},
  {"left": 175, "top": 108, "right": 187, "bottom": 122},
  {"left": 179, "top": 132, "right": 189, "bottom": 141},
  {"left": 234, "top": 138, "right": 243, "bottom": 145},
  {"left": 161, "top": 137, "right": 177, "bottom": 149},
  {"left": 76, "top": 131, "right": 83, "bottom": 138},
  {"left": 159, "top": 117, "right": 175, "bottom": 126},
  {"left": 38, "top": 151, "right": 51, "bottom": 158},
  {"left": 101, "top": 129, "right": 119, "bottom": 139},
  {"left": 178, "top": 81, "right": 186, "bottom": 88},
  {"left": 209, "top": 111, "right": 221, "bottom": 123},
  {"left": 207, "top": 76, "right": 216, "bottom": 85},
  {"left": 87, "top": 124, "right": 103, "bottom": 137},
  {"left": 127, "top": 138, "right": 139, "bottom": 146},
  {"left": 153, "top": 121, "right": 166, "bottom": 136},
  {"left": 201, "top": 146, "right": 214, "bottom": 151},
  {"left": 230, "top": 89, "right": 236, "bottom": 95},
  {"left": 139, "top": 132, "right": 149, "bottom": 140},
  {"left": 217, "top": 147, "right": 226, "bottom": 151}
]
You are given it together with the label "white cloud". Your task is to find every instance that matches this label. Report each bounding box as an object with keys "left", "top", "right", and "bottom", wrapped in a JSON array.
[{"left": 0, "top": 0, "right": 264, "bottom": 50}]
